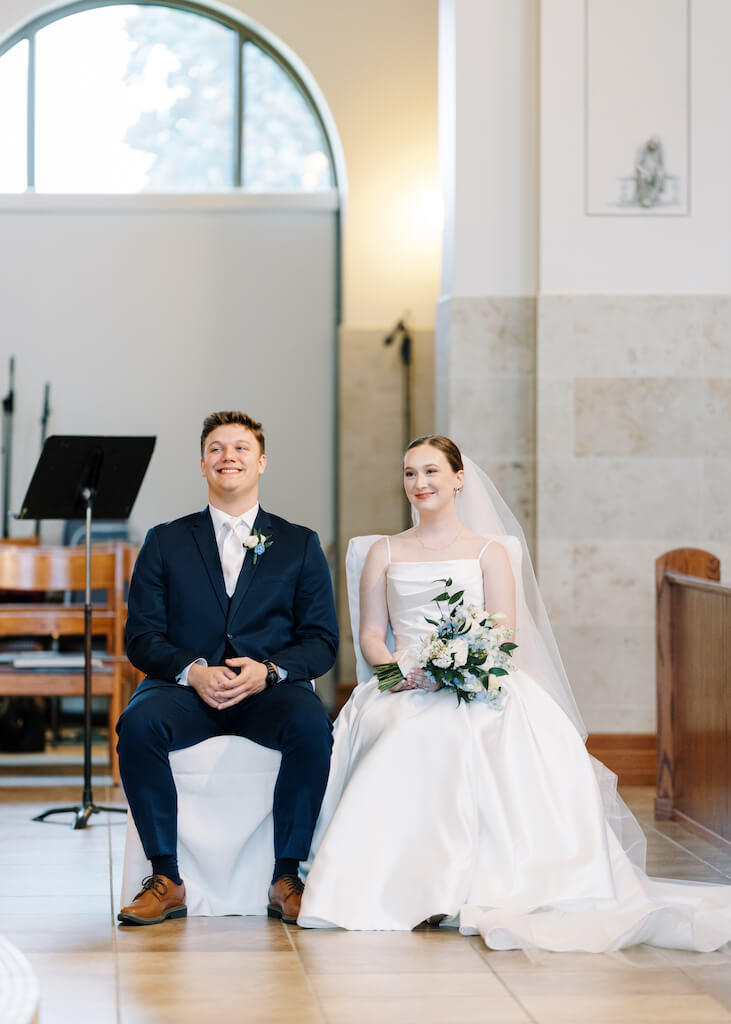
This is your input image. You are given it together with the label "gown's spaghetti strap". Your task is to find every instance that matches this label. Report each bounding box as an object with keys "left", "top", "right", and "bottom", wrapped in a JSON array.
[
  {"left": 477, "top": 539, "right": 492, "bottom": 559},
  {"left": 385, "top": 535, "right": 392, "bottom": 563}
]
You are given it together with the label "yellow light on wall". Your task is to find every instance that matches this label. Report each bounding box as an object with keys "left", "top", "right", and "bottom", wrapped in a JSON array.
[{"left": 412, "top": 186, "right": 444, "bottom": 239}]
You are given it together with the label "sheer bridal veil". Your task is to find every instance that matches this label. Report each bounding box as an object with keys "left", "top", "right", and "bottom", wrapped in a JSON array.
[{"left": 455, "top": 457, "right": 647, "bottom": 869}]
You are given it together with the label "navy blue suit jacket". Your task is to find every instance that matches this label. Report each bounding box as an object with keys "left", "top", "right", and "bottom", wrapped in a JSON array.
[{"left": 125, "top": 506, "right": 338, "bottom": 692}]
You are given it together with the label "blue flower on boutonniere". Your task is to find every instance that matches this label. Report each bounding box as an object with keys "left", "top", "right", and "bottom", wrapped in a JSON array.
[{"left": 242, "top": 527, "right": 273, "bottom": 565}]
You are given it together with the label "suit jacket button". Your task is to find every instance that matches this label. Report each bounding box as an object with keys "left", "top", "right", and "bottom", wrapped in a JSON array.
[{"left": 226, "top": 633, "right": 233, "bottom": 640}]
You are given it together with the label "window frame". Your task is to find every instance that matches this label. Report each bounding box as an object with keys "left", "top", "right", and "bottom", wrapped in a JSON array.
[{"left": 0, "top": 0, "right": 339, "bottom": 192}]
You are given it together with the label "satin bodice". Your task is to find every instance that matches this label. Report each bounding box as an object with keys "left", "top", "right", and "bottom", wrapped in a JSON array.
[{"left": 386, "top": 559, "right": 484, "bottom": 652}]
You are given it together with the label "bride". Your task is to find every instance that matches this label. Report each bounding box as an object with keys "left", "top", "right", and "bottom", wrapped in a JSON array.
[{"left": 298, "top": 435, "right": 731, "bottom": 951}]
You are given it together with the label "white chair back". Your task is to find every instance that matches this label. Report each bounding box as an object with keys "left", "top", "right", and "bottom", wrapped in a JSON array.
[{"left": 345, "top": 535, "right": 395, "bottom": 684}]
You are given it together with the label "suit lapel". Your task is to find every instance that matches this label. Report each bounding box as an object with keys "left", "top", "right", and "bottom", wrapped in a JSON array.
[
  {"left": 192, "top": 509, "right": 228, "bottom": 616},
  {"left": 229, "top": 507, "right": 273, "bottom": 622}
]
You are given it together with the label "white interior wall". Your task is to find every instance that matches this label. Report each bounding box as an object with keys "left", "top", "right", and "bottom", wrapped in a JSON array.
[
  {"left": 0, "top": 199, "right": 338, "bottom": 549},
  {"left": 536, "top": 0, "right": 731, "bottom": 732},
  {"left": 441, "top": 0, "right": 538, "bottom": 298},
  {"left": 540, "top": 0, "right": 731, "bottom": 294}
]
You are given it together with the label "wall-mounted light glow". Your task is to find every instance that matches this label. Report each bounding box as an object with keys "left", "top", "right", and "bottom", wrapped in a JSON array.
[{"left": 413, "top": 185, "right": 444, "bottom": 237}]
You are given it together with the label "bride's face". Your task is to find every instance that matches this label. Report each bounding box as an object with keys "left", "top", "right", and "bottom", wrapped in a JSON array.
[{"left": 403, "top": 446, "right": 464, "bottom": 515}]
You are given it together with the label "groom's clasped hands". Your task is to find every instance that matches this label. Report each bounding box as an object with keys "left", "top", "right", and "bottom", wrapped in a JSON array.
[{"left": 188, "top": 657, "right": 269, "bottom": 709}]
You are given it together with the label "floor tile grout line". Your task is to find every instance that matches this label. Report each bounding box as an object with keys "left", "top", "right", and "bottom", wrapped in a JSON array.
[
  {"left": 107, "top": 814, "right": 123, "bottom": 1024},
  {"left": 283, "top": 922, "right": 331, "bottom": 1024},
  {"left": 644, "top": 824, "right": 731, "bottom": 882},
  {"left": 469, "top": 941, "right": 541, "bottom": 1024}
]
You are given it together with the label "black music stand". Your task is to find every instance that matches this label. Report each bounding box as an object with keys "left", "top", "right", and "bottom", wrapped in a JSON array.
[{"left": 16, "top": 435, "right": 155, "bottom": 829}]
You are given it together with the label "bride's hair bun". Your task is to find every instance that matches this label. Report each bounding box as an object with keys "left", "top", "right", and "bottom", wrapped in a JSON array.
[{"left": 405, "top": 435, "right": 463, "bottom": 473}]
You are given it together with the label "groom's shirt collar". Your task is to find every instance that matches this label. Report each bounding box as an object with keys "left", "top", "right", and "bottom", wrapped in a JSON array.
[{"left": 208, "top": 501, "right": 259, "bottom": 558}]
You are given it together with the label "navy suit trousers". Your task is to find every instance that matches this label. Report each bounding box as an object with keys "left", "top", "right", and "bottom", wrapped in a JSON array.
[{"left": 116, "top": 680, "right": 333, "bottom": 862}]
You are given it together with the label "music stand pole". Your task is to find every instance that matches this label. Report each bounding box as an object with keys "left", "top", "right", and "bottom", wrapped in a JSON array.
[
  {"left": 34, "top": 489, "right": 126, "bottom": 827},
  {"left": 19, "top": 434, "right": 156, "bottom": 829}
]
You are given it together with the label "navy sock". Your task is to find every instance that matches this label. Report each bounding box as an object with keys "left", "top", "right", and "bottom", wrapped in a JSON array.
[
  {"left": 273, "top": 858, "right": 299, "bottom": 883},
  {"left": 151, "top": 855, "right": 182, "bottom": 886}
]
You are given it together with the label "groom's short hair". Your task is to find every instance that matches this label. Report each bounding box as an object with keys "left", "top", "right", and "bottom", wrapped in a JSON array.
[{"left": 200, "top": 411, "right": 266, "bottom": 455}]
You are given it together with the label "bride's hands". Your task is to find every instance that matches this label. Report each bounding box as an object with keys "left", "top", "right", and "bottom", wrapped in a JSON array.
[{"left": 390, "top": 668, "right": 439, "bottom": 693}]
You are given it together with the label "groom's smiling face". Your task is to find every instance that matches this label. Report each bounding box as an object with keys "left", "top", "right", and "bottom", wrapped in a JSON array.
[{"left": 201, "top": 424, "right": 266, "bottom": 508}]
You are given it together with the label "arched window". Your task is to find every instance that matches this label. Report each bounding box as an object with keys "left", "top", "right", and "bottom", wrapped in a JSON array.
[{"left": 0, "top": 2, "right": 336, "bottom": 193}]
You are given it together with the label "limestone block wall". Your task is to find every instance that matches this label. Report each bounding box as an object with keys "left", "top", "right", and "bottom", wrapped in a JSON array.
[
  {"left": 436, "top": 295, "right": 537, "bottom": 551},
  {"left": 337, "top": 326, "right": 435, "bottom": 682},
  {"left": 537, "top": 294, "right": 731, "bottom": 732}
]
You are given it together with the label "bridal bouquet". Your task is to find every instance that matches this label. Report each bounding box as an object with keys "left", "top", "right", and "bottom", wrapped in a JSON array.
[{"left": 374, "top": 578, "right": 517, "bottom": 706}]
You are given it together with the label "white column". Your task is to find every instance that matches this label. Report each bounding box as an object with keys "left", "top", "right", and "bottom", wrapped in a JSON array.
[{"left": 437, "top": 0, "right": 539, "bottom": 546}]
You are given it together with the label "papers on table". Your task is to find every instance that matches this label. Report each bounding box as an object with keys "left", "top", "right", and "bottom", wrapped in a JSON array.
[{"left": 10, "top": 652, "right": 105, "bottom": 669}]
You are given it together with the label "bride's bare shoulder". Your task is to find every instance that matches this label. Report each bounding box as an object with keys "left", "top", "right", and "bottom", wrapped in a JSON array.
[
  {"left": 478, "top": 537, "right": 512, "bottom": 570},
  {"left": 361, "top": 536, "right": 390, "bottom": 575},
  {"left": 385, "top": 528, "right": 420, "bottom": 560}
]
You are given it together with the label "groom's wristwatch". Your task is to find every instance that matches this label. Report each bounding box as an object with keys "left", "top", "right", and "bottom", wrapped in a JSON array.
[{"left": 264, "top": 661, "right": 279, "bottom": 688}]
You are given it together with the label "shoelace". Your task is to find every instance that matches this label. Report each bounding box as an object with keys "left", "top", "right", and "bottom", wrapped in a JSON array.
[
  {"left": 277, "top": 874, "right": 304, "bottom": 897},
  {"left": 136, "top": 874, "right": 169, "bottom": 900}
]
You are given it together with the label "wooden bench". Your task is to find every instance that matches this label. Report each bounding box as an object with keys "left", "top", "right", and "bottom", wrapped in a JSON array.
[
  {"left": 655, "top": 547, "right": 730, "bottom": 845},
  {"left": 0, "top": 542, "right": 138, "bottom": 783}
]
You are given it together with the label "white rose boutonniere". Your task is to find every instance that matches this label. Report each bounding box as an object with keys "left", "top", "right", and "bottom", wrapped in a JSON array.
[{"left": 242, "top": 527, "right": 273, "bottom": 565}]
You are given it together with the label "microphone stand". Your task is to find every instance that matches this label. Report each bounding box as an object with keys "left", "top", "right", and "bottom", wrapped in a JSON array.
[
  {"left": 384, "top": 319, "right": 413, "bottom": 530},
  {"left": 34, "top": 383, "right": 51, "bottom": 539},
  {"left": 2, "top": 356, "right": 15, "bottom": 538}
]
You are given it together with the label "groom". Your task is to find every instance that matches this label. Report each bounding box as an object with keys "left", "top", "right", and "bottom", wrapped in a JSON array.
[{"left": 116, "top": 411, "right": 338, "bottom": 925}]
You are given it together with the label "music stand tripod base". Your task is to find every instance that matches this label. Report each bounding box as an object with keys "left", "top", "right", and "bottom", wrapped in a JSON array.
[
  {"left": 17, "top": 434, "right": 155, "bottom": 830},
  {"left": 33, "top": 801, "right": 126, "bottom": 828}
]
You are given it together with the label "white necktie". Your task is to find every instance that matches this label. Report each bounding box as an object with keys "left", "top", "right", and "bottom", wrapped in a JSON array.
[{"left": 221, "top": 520, "right": 245, "bottom": 597}]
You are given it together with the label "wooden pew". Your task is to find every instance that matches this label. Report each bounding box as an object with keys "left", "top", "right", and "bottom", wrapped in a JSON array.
[
  {"left": 655, "top": 547, "right": 730, "bottom": 845},
  {"left": 0, "top": 542, "right": 138, "bottom": 783}
]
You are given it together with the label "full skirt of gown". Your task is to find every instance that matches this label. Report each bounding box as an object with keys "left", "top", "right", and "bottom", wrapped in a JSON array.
[{"left": 299, "top": 559, "right": 731, "bottom": 952}]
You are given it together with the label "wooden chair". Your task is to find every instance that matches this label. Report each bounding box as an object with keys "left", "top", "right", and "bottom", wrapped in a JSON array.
[{"left": 0, "top": 542, "right": 136, "bottom": 783}]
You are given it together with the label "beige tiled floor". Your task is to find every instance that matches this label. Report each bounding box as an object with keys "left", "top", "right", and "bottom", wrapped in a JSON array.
[{"left": 2, "top": 785, "right": 731, "bottom": 1024}]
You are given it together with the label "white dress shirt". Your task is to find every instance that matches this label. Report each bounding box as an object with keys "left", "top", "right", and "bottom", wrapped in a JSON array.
[
  {"left": 177, "top": 501, "right": 286, "bottom": 685},
  {"left": 209, "top": 501, "right": 260, "bottom": 593}
]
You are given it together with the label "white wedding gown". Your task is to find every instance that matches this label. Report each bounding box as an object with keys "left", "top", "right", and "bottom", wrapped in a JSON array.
[{"left": 299, "top": 556, "right": 731, "bottom": 951}]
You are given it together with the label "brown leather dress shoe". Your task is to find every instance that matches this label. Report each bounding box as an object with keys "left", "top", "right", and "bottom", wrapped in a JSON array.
[
  {"left": 118, "top": 874, "right": 187, "bottom": 926},
  {"left": 267, "top": 874, "right": 304, "bottom": 924}
]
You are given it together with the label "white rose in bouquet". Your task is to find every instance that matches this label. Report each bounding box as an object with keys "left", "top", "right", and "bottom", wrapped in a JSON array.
[{"left": 449, "top": 636, "right": 469, "bottom": 668}]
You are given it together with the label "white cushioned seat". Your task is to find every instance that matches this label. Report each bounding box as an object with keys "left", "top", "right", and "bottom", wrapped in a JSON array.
[{"left": 121, "top": 735, "right": 281, "bottom": 916}]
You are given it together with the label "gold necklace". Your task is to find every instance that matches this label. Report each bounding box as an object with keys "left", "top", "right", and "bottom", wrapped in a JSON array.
[{"left": 415, "top": 525, "right": 463, "bottom": 551}]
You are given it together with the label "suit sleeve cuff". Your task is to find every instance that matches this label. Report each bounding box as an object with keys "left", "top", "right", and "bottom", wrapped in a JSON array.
[{"left": 176, "top": 658, "right": 207, "bottom": 686}]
